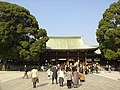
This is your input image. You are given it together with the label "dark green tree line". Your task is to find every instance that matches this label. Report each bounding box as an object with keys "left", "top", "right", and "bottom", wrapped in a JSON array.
[
  {"left": 96, "top": 0, "right": 120, "bottom": 61},
  {"left": 0, "top": 1, "right": 49, "bottom": 70}
]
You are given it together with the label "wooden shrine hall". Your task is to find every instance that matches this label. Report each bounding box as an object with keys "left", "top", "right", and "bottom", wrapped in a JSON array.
[{"left": 42, "top": 36, "right": 101, "bottom": 66}]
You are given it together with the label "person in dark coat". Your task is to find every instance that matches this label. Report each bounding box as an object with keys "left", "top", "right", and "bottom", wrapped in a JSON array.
[
  {"left": 51, "top": 66, "right": 58, "bottom": 84},
  {"left": 23, "top": 65, "right": 28, "bottom": 79},
  {"left": 66, "top": 65, "right": 70, "bottom": 72}
]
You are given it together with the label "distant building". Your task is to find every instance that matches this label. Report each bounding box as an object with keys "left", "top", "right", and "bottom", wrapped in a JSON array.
[{"left": 42, "top": 36, "right": 101, "bottom": 66}]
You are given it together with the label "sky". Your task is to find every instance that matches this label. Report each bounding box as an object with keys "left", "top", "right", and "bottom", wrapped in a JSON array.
[{"left": 2, "top": 0, "right": 119, "bottom": 45}]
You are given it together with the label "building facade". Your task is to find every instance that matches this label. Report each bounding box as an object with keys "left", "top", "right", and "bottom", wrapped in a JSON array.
[{"left": 42, "top": 36, "right": 101, "bottom": 66}]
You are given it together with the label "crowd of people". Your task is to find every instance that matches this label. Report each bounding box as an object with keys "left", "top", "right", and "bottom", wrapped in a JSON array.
[
  {"left": 47, "top": 63, "right": 85, "bottom": 89},
  {"left": 22, "top": 62, "right": 99, "bottom": 88},
  {"left": 47, "top": 65, "right": 81, "bottom": 89}
]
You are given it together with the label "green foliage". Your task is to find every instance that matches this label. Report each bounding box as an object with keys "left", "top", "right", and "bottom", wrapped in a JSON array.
[
  {"left": 19, "top": 49, "right": 30, "bottom": 61},
  {"left": 96, "top": 0, "right": 120, "bottom": 60},
  {"left": 105, "top": 49, "right": 118, "bottom": 60},
  {"left": 0, "top": 1, "right": 49, "bottom": 63}
]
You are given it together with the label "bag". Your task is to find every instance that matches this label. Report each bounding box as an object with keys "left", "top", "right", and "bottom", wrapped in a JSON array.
[
  {"left": 79, "top": 73, "right": 85, "bottom": 81},
  {"left": 32, "top": 77, "right": 39, "bottom": 83},
  {"left": 36, "top": 77, "right": 39, "bottom": 83}
]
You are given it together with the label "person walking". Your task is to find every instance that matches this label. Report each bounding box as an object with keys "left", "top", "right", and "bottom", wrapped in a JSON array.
[
  {"left": 47, "top": 68, "right": 51, "bottom": 80},
  {"left": 51, "top": 66, "right": 58, "bottom": 84},
  {"left": 66, "top": 68, "right": 73, "bottom": 89},
  {"left": 73, "top": 68, "right": 79, "bottom": 88},
  {"left": 108, "top": 65, "right": 111, "bottom": 73},
  {"left": 58, "top": 68, "right": 65, "bottom": 87},
  {"left": 31, "top": 66, "right": 39, "bottom": 88},
  {"left": 23, "top": 65, "right": 28, "bottom": 79}
]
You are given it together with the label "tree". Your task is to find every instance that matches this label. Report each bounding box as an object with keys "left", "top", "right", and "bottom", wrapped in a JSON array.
[
  {"left": 96, "top": 0, "right": 120, "bottom": 60},
  {"left": 0, "top": 1, "right": 49, "bottom": 70}
]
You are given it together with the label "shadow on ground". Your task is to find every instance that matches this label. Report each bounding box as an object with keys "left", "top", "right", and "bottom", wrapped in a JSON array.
[{"left": 37, "top": 83, "right": 49, "bottom": 87}]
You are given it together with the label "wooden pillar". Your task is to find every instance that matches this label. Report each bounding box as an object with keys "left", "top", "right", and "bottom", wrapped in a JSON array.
[
  {"left": 77, "top": 50, "right": 79, "bottom": 60},
  {"left": 92, "top": 58, "right": 94, "bottom": 64},
  {"left": 77, "top": 50, "right": 80, "bottom": 66},
  {"left": 66, "top": 51, "right": 69, "bottom": 65},
  {"left": 84, "top": 51, "right": 87, "bottom": 66},
  {"left": 56, "top": 51, "right": 58, "bottom": 64}
]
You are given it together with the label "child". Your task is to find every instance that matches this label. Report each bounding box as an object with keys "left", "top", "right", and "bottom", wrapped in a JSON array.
[{"left": 47, "top": 68, "right": 51, "bottom": 80}]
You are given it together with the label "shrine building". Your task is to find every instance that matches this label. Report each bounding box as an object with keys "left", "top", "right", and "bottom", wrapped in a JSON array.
[{"left": 42, "top": 36, "right": 101, "bottom": 66}]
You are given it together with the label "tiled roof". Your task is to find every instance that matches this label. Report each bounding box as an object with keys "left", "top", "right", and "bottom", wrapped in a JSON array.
[{"left": 46, "top": 36, "right": 97, "bottom": 50}]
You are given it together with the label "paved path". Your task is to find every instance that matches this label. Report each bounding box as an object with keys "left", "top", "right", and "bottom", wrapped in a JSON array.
[
  {"left": 0, "top": 71, "right": 120, "bottom": 90},
  {"left": 0, "top": 71, "right": 23, "bottom": 83},
  {"left": 94, "top": 71, "right": 120, "bottom": 81}
]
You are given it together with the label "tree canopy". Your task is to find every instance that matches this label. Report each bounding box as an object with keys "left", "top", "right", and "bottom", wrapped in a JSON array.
[
  {"left": 96, "top": 0, "right": 120, "bottom": 60},
  {"left": 0, "top": 1, "right": 49, "bottom": 70}
]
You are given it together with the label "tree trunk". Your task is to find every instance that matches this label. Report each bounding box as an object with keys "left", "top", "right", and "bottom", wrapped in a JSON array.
[{"left": 1, "top": 59, "right": 7, "bottom": 71}]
